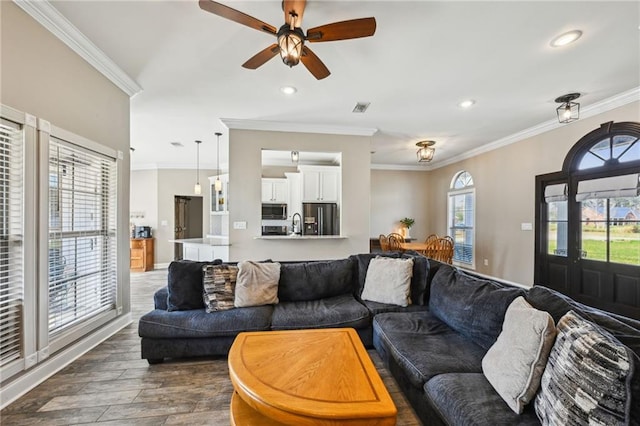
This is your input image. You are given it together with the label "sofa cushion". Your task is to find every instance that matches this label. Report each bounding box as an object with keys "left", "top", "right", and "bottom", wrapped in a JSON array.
[
  {"left": 362, "top": 300, "right": 429, "bottom": 316},
  {"left": 482, "top": 296, "right": 556, "bottom": 414},
  {"left": 234, "top": 261, "right": 281, "bottom": 308},
  {"left": 349, "top": 253, "right": 430, "bottom": 305},
  {"left": 271, "top": 294, "right": 370, "bottom": 330},
  {"left": 203, "top": 264, "right": 237, "bottom": 312},
  {"left": 526, "top": 285, "right": 640, "bottom": 353},
  {"left": 277, "top": 258, "right": 355, "bottom": 302},
  {"left": 138, "top": 305, "right": 273, "bottom": 338},
  {"left": 154, "top": 287, "right": 169, "bottom": 310},
  {"left": 373, "top": 311, "right": 486, "bottom": 389},
  {"left": 429, "top": 265, "right": 525, "bottom": 350},
  {"left": 424, "top": 373, "right": 541, "bottom": 425},
  {"left": 361, "top": 257, "right": 413, "bottom": 307},
  {"left": 535, "top": 310, "right": 634, "bottom": 425},
  {"left": 167, "top": 260, "right": 222, "bottom": 311}
]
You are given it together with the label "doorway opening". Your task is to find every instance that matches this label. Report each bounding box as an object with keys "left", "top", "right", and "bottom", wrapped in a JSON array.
[{"left": 174, "top": 195, "right": 203, "bottom": 260}]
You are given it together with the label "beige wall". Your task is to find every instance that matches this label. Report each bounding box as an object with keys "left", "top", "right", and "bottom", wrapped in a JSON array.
[
  {"left": 427, "top": 101, "right": 640, "bottom": 285},
  {"left": 228, "top": 129, "right": 371, "bottom": 261},
  {"left": 131, "top": 168, "right": 219, "bottom": 265},
  {"left": 370, "top": 170, "right": 430, "bottom": 240}
]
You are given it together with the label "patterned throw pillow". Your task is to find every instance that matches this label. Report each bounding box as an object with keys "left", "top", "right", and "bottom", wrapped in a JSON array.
[
  {"left": 202, "top": 264, "right": 238, "bottom": 312},
  {"left": 535, "top": 310, "right": 633, "bottom": 425}
]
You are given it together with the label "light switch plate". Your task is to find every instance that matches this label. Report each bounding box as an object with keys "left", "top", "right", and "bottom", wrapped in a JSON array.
[
  {"left": 233, "top": 221, "right": 247, "bottom": 230},
  {"left": 521, "top": 222, "right": 533, "bottom": 231}
]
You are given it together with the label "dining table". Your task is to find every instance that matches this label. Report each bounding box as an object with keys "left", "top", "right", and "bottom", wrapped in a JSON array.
[{"left": 400, "top": 241, "right": 431, "bottom": 252}]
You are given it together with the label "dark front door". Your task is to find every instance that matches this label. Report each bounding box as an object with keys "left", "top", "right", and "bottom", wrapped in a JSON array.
[{"left": 535, "top": 121, "right": 640, "bottom": 320}]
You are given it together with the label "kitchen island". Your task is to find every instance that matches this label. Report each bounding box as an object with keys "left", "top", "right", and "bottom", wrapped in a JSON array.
[{"left": 169, "top": 237, "right": 230, "bottom": 262}]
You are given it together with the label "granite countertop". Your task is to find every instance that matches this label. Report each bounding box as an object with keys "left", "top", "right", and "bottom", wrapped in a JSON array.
[{"left": 169, "top": 237, "right": 231, "bottom": 246}]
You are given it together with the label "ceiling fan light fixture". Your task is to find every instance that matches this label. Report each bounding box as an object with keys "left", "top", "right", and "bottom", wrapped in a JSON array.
[
  {"left": 416, "top": 140, "right": 436, "bottom": 163},
  {"left": 277, "top": 25, "right": 305, "bottom": 67}
]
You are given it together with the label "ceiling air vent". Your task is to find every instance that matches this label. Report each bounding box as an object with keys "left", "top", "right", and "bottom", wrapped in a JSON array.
[
  {"left": 170, "top": 142, "right": 184, "bottom": 147},
  {"left": 352, "top": 102, "right": 371, "bottom": 113}
]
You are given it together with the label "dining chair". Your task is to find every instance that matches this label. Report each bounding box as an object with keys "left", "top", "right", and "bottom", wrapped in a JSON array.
[
  {"left": 379, "top": 234, "right": 389, "bottom": 251},
  {"left": 430, "top": 237, "right": 454, "bottom": 264},
  {"left": 388, "top": 232, "right": 406, "bottom": 243},
  {"left": 387, "top": 234, "right": 404, "bottom": 252},
  {"left": 424, "top": 234, "right": 438, "bottom": 245}
]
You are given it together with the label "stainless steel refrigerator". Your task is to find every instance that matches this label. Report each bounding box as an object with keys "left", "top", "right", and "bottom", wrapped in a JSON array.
[{"left": 302, "top": 203, "right": 339, "bottom": 236}]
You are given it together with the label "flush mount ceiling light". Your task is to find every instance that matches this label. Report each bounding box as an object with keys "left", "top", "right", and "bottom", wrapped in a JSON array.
[
  {"left": 555, "top": 93, "right": 581, "bottom": 123},
  {"left": 214, "top": 132, "right": 223, "bottom": 192},
  {"left": 550, "top": 30, "right": 582, "bottom": 47},
  {"left": 416, "top": 140, "right": 436, "bottom": 163},
  {"left": 194, "top": 140, "right": 202, "bottom": 195},
  {"left": 280, "top": 86, "right": 297, "bottom": 95},
  {"left": 458, "top": 99, "right": 475, "bottom": 109}
]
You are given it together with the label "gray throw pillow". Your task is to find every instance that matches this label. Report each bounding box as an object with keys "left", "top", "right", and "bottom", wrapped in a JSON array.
[
  {"left": 482, "top": 296, "right": 556, "bottom": 414},
  {"left": 535, "top": 310, "right": 633, "bottom": 425},
  {"left": 361, "top": 257, "right": 413, "bottom": 307},
  {"left": 202, "top": 264, "right": 237, "bottom": 312},
  {"left": 234, "top": 261, "right": 281, "bottom": 308}
]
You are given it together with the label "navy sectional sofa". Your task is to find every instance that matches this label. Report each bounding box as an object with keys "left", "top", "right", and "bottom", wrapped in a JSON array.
[{"left": 138, "top": 253, "right": 640, "bottom": 425}]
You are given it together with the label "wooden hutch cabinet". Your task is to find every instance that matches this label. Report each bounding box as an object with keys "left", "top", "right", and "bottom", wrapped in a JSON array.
[{"left": 130, "top": 238, "right": 154, "bottom": 272}]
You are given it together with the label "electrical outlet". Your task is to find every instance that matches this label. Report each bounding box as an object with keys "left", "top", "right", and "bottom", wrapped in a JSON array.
[
  {"left": 483, "top": 259, "right": 489, "bottom": 266},
  {"left": 521, "top": 222, "right": 533, "bottom": 231},
  {"left": 233, "top": 221, "right": 247, "bottom": 230}
]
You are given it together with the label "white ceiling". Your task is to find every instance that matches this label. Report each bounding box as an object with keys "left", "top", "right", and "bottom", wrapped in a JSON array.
[{"left": 46, "top": 0, "right": 640, "bottom": 171}]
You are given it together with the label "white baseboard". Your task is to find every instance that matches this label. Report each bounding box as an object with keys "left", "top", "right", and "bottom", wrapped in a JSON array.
[
  {"left": 154, "top": 262, "right": 169, "bottom": 270},
  {"left": 0, "top": 314, "right": 132, "bottom": 410}
]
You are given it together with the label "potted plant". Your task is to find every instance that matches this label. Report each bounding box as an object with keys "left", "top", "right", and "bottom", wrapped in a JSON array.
[{"left": 400, "top": 217, "right": 415, "bottom": 239}]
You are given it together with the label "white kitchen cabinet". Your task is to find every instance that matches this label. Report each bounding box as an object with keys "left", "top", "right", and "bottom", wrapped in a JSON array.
[
  {"left": 285, "top": 172, "right": 302, "bottom": 220},
  {"left": 209, "top": 174, "right": 229, "bottom": 213},
  {"left": 261, "top": 178, "right": 288, "bottom": 203},
  {"left": 182, "top": 242, "right": 229, "bottom": 262},
  {"left": 299, "top": 166, "right": 340, "bottom": 202}
]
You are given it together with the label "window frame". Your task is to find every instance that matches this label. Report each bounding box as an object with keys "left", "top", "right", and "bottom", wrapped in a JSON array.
[
  {"left": 448, "top": 171, "right": 476, "bottom": 269},
  {"left": 37, "top": 122, "right": 121, "bottom": 357}
]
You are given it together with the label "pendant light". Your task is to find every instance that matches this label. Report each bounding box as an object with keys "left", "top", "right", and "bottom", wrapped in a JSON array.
[
  {"left": 214, "top": 132, "right": 223, "bottom": 192},
  {"left": 194, "top": 140, "right": 202, "bottom": 195}
]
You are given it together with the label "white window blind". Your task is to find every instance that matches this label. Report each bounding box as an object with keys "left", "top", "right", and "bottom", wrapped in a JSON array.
[
  {"left": 544, "top": 183, "right": 568, "bottom": 202},
  {"left": 48, "top": 136, "right": 117, "bottom": 335},
  {"left": 576, "top": 174, "right": 640, "bottom": 201},
  {"left": 0, "top": 119, "right": 24, "bottom": 366}
]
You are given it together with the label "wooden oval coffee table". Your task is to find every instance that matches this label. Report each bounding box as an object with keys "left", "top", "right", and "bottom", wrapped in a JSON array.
[{"left": 228, "top": 328, "right": 397, "bottom": 425}]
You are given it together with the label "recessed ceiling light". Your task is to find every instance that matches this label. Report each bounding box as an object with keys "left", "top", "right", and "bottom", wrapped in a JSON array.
[
  {"left": 550, "top": 30, "right": 582, "bottom": 47},
  {"left": 280, "top": 86, "right": 297, "bottom": 95},
  {"left": 458, "top": 99, "right": 475, "bottom": 109}
]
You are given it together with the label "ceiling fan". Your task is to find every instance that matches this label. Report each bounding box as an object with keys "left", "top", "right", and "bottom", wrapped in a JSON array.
[{"left": 198, "top": 0, "right": 376, "bottom": 80}]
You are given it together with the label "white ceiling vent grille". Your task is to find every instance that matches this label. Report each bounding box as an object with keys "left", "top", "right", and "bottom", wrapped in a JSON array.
[
  {"left": 352, "top": 102, "right": 371, "bottom": 113},
  {"left": 170, "top": 142, "right": 184, "bottom": 147}
]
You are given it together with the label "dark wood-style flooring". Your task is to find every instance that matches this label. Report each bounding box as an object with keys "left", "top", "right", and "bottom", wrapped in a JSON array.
[{"left": 1, "top": 268, "right": 421, "bottom": 425}]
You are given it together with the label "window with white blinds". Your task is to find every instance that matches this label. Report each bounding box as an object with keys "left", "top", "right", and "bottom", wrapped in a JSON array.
[
  {"left": 448, "top": 171, "right": 475, "bottom": 267},
  {"left": 0, "top": 119, "right": 24, "bottom": 366},
  {"left": 48, "top": 136, "right": 117, "bottom": 335}
]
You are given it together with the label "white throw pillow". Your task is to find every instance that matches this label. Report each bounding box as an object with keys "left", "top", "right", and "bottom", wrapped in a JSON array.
[
  {"left": 361, "top": 256, "right": 413, "bottom": 307},
  {"left": 482, "top": 296, "right": 556, "bottom": 414},
  {"left": 234, "top": 261, "right": 281, "bottom": 308}
]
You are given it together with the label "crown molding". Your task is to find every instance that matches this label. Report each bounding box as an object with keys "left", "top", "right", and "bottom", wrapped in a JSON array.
[
  {"left": 221, "top": 118, "right": 378, "bottom": 137},
  {"left": 430, "top": 86, "right": 640, "bottom": 170},
  {"left": 370, "top": 163, "right": 432, "bottom": 171},
  {"left": 13, "top": 0, "right": 142, "bottom": 97}
]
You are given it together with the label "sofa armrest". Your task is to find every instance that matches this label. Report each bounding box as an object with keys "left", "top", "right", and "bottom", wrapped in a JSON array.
[{"left": 154, "top": 287, "right": 169, "bottom": 310}]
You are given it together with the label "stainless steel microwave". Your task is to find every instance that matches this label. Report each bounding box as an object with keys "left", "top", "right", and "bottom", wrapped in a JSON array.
[{"left": 261, "top": 203, "right": 287, "bottom": 220}]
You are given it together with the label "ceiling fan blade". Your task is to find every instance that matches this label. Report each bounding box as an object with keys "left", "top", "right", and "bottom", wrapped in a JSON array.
[
  {"left": 306, "top": 17, "right": 376, "bottom": 42},
  {"left": 282, "top": 0, "right": 306, "bottom": 28},
  {"left": 300, "top": 46, "right": 330, "bottom": 80},
  {"left": 242, "top": 44, "right": 280, "bottom": 69},
  {"left": 198, "top": 0, "right": 276, "bottom": 36}
]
